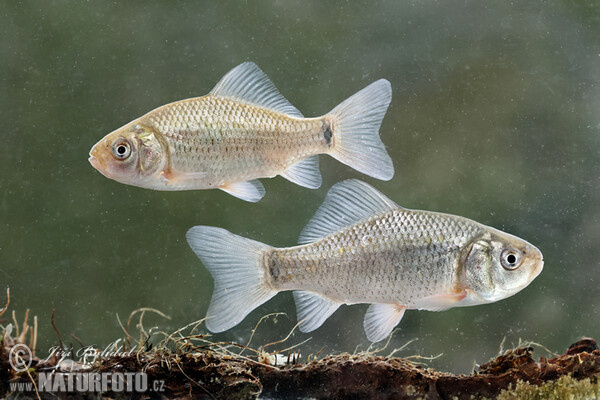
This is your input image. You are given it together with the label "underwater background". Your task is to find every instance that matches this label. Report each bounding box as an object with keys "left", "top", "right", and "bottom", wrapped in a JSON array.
[{"left": 1, "top": 1, "right": 598, "bottom": 374}]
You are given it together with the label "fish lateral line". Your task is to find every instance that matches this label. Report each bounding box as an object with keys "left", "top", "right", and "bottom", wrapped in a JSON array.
[
  {"left": 88, "top": 62, "right": 394, "bottom": 200},
  {"left": 186, "top": 180, "right": 544, "bottom": 342}
]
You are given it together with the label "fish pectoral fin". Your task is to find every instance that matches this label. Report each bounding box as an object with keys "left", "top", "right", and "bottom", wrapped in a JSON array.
[
  {"left": 413, "top": 291, "right": 468, "bottom": 312},
  {"left": 160, "top": 170, "right": 207, "bottom": 185},
  {"left": 293, "top": 291, "right": 341, "bottom": 333},
  {"left": 219, "top": 180, "right": 266, "bottom": 202},
  {"left": 210, "top": 62, "right": 304, "bottom": 118},
  {"left": 181, "top": 171, "right": 209, "bottom": 180},
  {"left": 280, "top": 155, "right": 322, "bottom": 189},
  {"left": 363, "top": 303, "right": 407, "bottom": 343}
]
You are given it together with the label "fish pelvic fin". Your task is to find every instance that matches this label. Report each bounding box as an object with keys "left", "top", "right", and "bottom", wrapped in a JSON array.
[
  {"left": 364, "top": 303, "right": 407, "bottom": 343},
  {"left": 280, "top": 155, "right": 322, "bottom": 189},
  {"left": 293, "top": 291, "right": 341, "bottom": 332},
  {"left": 219, "top": 179, "right": 265, "bottom": 202},
  {"left": 186, "top": 226, "right": 276, "bottom": 333},
  {"left": 327, "top": 79, "right": 394, "bottom": 181},
  {"left": 413, "top": 291, "right": 468, "bottom": 311}
]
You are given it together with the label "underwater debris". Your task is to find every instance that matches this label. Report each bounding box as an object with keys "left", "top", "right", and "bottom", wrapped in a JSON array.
[
  {"left": 0, "top": 305, "right": 598, "bottom": 399},
  {"left": 1, "top": 310, "right": 599, "bottom": 400}
]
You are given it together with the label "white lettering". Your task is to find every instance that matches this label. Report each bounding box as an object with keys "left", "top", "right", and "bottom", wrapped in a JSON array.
[
  {"left": 52, "top": 373, "right": 66, "bottom": 392},
  {"left": 76, "top": 373, "right": 88, "bottom": 392},
  {"left": 111, "top": 372, "right": 125, "bottom": 392},
  {"left": 38, "top": 372, "right": 53, "bottom": 391},
  {"left": 89, "top": 372, "right": 101, "bottom": 391},
  {"left": 135, "top": 372, "right": 148, "bottom": 392}
]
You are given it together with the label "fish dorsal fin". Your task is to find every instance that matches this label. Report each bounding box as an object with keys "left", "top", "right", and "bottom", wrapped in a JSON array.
[
  {"left": 363, "top": 303, "right": 406, "bottom": 342},
  {"left": 293, "top": 291, "right": 341, "bottom": 332},
  {"left": 298, "top": 179, "right": 399, "bottom": 244},
  {"left": 210, "top": 62, "right": 304, "bottom": 118}
]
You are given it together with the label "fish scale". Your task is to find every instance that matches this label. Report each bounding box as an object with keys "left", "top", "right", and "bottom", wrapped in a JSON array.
[
  {"left": 186, "top": 180, "right": 543, "bottom": 342},
  {"left": 145, "top": 98, "right": 326, "bottom": 183},
  {"left": 268, "top": 209, "right": 483, "bottom": 305},
  {"left": 89, "top": 62, "right": 394, "bottom": 201}
]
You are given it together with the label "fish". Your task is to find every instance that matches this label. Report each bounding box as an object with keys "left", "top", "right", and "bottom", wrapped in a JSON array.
[
  {"left": 186, "top": 180, "right": 544, "bottom": 342},
  {"left": 88, "top": 62, "right": 394, "bottom": 202}
]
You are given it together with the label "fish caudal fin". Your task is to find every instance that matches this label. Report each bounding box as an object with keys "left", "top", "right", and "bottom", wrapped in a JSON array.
[
  {"left": 293, "top": 291, "right": 341, "bottom": 332},
  {"left": 280, "top": 155, "right": 322, "bottom": 189},
  {"left": 363, "top": 303, "right": 407, "bottom": 342},
  {"left": 327, "top": 80, "right": 394, "bottom": 181},
  {"left": 186, "top": 226, "right": 276, "bottom": 333}
]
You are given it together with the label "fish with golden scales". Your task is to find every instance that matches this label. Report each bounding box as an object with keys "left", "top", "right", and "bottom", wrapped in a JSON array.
[
  {"left": 186, "top": 180, "right": 544, "bottom": 342},
  {"left": 88, "top": 62, "right": 394, "bottom": 202}
]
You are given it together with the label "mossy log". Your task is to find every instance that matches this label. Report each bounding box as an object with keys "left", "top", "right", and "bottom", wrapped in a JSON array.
[{"left": 1, "top": 335, "right": 599, "bottom": 399}]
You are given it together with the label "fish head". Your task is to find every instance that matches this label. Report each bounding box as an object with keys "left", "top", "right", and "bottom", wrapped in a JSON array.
[
  {"left": 461, "top": 228, "right": 543, "bottom": 303},
  {"left": 89, "top": 123, "right": 167, "bottom": 187}
]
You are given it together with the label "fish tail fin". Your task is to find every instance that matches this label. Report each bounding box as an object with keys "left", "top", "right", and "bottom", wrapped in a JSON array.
[
  {"left": 186, "top": 226, "right": 276, "bottom": 333},
  {"left": 327, "top": 79, "right": 394, "bottom": 180}
]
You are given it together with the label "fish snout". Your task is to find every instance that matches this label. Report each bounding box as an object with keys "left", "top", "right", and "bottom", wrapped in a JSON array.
[
  {"left": 521, "top": 243, "right": 543, "bottom": 280},
  {"left": 88, "top": 138, "right": 113, "bottom": 175},
  {"left": 88, "top": 148, "right": 106, "bottom": 171},
  {"left": 530, "top": 258, "right": 544, "bottom": 280}
]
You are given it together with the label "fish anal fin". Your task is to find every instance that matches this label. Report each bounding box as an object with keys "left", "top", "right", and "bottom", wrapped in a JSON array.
[
  {"left": 280, "top": 155, "right": 322, "bottom": 189},
  {"left": 210, "top": 62, "right": 304, "bottom": 118},
  {"left": 364, "top": 303, "right": 407, "bottom": 343},
  {"left": 413, "top": 291, "right": 467, "bottom": 312},
  {"left": 293, "top": 291, "right": 341, "bottom": 333},
  {"left": 219, "top": 179, "right": 265, "bottom": 202}
]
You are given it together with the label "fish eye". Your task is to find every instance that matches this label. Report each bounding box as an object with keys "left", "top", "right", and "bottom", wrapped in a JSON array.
[
  {"left": 112, "top": 139, "right": 131, "bottom": 160},
  {"left": 500, "top": 249, "right": 522, "bottom": 270}
]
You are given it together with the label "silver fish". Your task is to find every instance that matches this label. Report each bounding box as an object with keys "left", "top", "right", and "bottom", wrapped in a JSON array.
[
  {"left": 89, "top": 62, "right": 393, "bottom": 202},
  {"left": 186, "top": 180, "right": 543, "bottom": 342}
]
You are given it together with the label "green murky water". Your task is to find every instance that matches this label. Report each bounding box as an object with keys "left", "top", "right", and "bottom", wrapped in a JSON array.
[{"left": 1, "top": 1, "right": 598, "bottom": 374}]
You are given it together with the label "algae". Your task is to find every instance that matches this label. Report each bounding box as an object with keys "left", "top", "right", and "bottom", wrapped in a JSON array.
[{"left": 497, "top": 375, "right": 600, "bottom": 400}]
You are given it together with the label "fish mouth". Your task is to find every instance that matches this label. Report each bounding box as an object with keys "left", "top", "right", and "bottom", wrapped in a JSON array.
[
  {"left": 88, "top": 154, "right": 106, "bottom": 171},
  {"left": 530, "top": 259, "right": 544, "bottom": 280}
]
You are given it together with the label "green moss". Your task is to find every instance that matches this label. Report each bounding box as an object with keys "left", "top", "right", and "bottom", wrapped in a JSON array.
[{"left": 497, "top": 375, "right": 600, "bottom": 400}]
